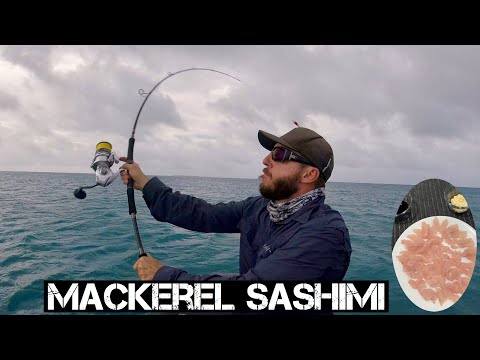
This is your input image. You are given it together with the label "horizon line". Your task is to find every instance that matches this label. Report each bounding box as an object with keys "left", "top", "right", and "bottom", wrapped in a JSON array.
[{"left": 1, "top": 170, "right": 478, "bottom": 189}]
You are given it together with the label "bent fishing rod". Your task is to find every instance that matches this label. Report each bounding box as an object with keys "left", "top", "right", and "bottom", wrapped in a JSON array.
[
  {"left": 75, "top": 67, "right": 241, "bottom": 259},
  {"left": 127, "top": 68, "right": 240, "bottom": 257}
]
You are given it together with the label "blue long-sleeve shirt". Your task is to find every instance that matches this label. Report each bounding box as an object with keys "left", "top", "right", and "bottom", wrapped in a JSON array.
[{"left": 142, "top": 177, "right": 352, "bottom": 282}]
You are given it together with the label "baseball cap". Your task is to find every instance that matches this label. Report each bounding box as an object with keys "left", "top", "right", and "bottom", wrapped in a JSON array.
[{"left": 258, "top": 127, "right": 334, "bottom": 182}]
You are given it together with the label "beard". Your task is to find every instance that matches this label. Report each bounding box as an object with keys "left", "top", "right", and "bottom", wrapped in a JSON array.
[{"left": 259, "top": 172, "right": 300, "bottom": 201}]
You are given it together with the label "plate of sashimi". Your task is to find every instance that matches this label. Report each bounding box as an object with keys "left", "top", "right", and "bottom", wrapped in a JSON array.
[{"left": 392, "top": 216, "right": 477, "bottom": 312}]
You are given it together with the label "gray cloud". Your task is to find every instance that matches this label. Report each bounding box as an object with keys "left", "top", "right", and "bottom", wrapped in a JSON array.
[
  {"left": 1, "top": 45, "right": 55, "bottom": 82},
  {"left": 0, "top": 45, "right": 479, "bottom": 187},
  {"left": 0, "top": 90, "right": 20, "bottom": 110}
]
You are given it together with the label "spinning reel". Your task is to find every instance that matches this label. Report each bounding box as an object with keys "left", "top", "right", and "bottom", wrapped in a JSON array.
[{"left": 73, "top": 141, "right": 120, "bottom": 199}]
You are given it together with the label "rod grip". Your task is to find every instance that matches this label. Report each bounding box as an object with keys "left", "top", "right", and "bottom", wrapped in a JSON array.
[
  {"left": 127, "top": 137, "right": 137, "bottom": 215},
  {"left": 127, "top": 186, "right": 137, "bottom": 214},
  {"left": 127, "top": 137, "right": 135, "bottom": 162}
]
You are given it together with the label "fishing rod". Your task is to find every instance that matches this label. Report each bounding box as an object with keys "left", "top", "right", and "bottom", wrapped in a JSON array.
[
  {"left": 127, "top": 68, "right": 241, "bottom": 257},
  {"left": 74, "top": 67, "right": 241, "bottom": 259}
]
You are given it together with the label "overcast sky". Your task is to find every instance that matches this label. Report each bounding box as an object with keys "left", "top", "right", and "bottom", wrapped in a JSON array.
[{"left": 0, "top": 45, "right": 479, "bottom": 187}]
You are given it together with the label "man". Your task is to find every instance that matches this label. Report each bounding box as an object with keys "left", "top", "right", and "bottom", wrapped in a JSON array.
[{"left": 120, "top": 127, "right": 352, "bottom": 282}]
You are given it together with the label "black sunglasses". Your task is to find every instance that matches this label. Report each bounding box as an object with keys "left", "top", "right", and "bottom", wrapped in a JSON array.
[{"left": 271, "top": 147, "right": 313, "bottom": 166}]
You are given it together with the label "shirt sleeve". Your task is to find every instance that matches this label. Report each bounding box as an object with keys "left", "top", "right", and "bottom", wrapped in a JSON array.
[
  {"left": 142, "top": 176, "right": 254, "bottom": 233},
  {"left": 153, "top": 225, "right": 351, "bottom": 282}
]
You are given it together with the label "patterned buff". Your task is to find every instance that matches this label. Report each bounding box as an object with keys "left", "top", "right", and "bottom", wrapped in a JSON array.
[{"left": 267, "top": 187, "right": 324, "bottom": 223}]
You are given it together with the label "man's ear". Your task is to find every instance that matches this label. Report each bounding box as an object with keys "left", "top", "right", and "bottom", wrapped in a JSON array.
[{"left": 301, "top": 166, "right": 320, "bottom": 184}]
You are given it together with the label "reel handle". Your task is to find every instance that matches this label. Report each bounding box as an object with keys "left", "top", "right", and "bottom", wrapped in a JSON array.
[
  {"left": 74, "top": 188, "right": 87, "bottom": 199},
  {"left": 73, "top": 184, "right": 98, "bottom": 199}
]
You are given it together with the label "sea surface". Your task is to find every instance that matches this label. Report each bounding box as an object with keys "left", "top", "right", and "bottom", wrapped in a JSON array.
[{"left": 0, "top": 171, "right": 479, "bottom": 315}]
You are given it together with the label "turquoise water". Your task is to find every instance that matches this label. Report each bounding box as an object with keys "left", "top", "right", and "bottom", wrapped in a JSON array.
[{"left": 0, "top": 171, "right": 478, "bottom": 315}]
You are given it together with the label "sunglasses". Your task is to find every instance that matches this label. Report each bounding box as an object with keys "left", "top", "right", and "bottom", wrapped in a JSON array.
[{"left": 271, "top": 147, "right": 313, "bottom": 166}]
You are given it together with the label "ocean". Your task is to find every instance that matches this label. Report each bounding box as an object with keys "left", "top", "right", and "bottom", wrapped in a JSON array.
[{"left": 0, "top": 171, "right": 478, "bottom": 315}]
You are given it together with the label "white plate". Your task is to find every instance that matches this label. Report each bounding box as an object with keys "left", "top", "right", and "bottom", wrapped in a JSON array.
[{"left": 392, "top": 216, "right": 477, "bottom": 312}]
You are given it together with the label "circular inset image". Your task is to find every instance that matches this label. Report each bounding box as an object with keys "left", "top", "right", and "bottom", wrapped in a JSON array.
[{"left": 392, "top": 215, "right": 477, "bottom": 312}]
